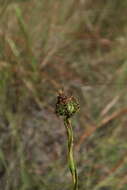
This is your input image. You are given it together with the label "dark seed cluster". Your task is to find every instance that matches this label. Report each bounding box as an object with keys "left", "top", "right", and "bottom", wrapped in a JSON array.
[{"left": 55, "top": 90, "right": 80, "bottom": 118}]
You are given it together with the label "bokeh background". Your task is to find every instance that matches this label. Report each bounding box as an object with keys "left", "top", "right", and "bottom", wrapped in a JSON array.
[{"left": 0, "top": 0, "right": 127, "bottom": 189}]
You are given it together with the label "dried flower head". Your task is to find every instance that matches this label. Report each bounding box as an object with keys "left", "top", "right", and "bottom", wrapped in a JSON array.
[{"left": 55, "top": 90, "right": 80, "bottom": 118}]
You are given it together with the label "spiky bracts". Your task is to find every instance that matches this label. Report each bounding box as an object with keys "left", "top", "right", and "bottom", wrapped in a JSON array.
[{"left": 55, "top": 90, "right": 79, "bottom": 118}]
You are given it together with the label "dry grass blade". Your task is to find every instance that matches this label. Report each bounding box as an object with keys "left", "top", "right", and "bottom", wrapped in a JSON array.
[
  {"left": 76, "top": 107, "right": 127, "bottom": 151},
  {"left": 100, "top": 95, "right": 120, "bottom": 116},
  {"left": 93, "top": 150, "right": 127, "bottom": 190}
]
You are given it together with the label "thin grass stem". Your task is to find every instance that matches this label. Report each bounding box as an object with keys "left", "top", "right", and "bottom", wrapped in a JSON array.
[{"left": 64, "top": 117, "right": 78, "bottom": 190}]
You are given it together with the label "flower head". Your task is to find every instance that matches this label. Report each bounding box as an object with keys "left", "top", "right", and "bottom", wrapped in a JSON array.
[{"left": 55, "top": 90, "right": 79, "bottom": 118}]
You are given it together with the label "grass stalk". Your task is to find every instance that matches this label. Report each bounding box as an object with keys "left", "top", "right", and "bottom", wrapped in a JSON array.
[
  {"left": 64, "top": 117, "right": 78, "bottom": 190},
  {"left": 55, "top": 90, "right": 79, "bottom": 190}
]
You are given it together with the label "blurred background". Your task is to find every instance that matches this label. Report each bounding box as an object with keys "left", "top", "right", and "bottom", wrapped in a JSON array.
[{"left": 0, "top": 0, "right": 127, "bottom": 189}]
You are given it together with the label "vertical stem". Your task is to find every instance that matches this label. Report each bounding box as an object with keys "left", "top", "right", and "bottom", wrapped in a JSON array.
[{"left": 64, "top": 117, "right": 78, "bottom": 190}]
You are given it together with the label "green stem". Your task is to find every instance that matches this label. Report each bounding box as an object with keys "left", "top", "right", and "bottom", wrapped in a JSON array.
[{"left": 64, "top": 117, "right": 78, "bottom": 190}]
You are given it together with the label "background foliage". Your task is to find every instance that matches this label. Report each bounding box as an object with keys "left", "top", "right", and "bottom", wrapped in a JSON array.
[{"left": 0, "top": 0, "right": 127, "bottom": 189}]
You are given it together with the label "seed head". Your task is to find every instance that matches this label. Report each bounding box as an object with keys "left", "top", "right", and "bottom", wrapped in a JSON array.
[{"left": 55, "top": 90, "right": 79, "bottom": 118}]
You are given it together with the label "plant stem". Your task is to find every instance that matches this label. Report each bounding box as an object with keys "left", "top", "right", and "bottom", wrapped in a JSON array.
[{"left": 64, "top": 117, "right": 78, "bottom": 190}]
